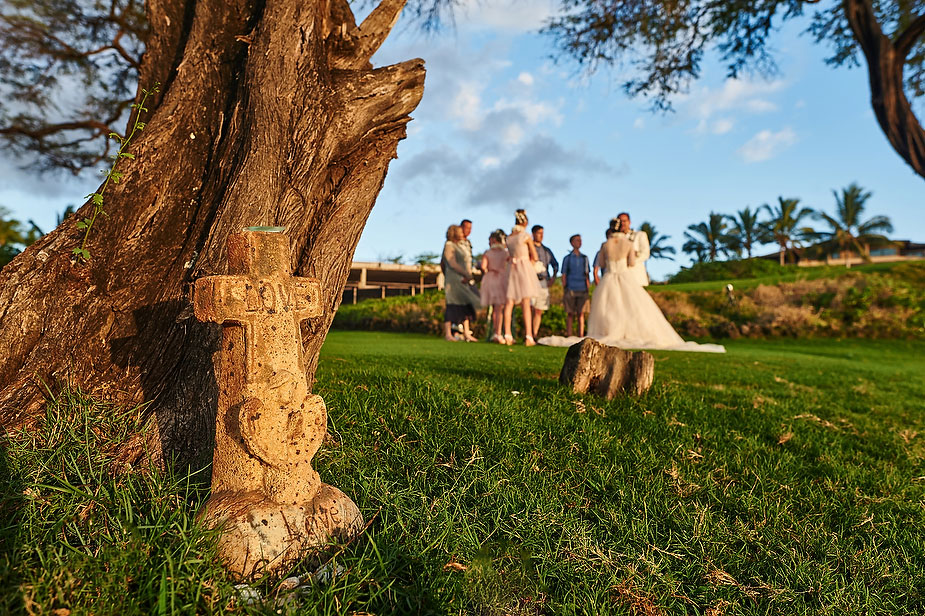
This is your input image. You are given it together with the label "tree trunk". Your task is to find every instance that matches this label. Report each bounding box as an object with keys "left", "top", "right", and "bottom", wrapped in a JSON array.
[
  {"left": 0, "top": 0, "right": 424, "bottom": 465},
  {"left": 844, "top": 0, "right": 925, "bottom": 180}
]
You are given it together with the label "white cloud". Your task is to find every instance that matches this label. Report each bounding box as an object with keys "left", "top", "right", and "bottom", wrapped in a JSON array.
[
  {"left": 501, "top": 123, "right": 525, "bottom": 146},
  {"left": 415, "top": 42, "right": 559, "bottom": 140},
  {"left": 712, "top": 118, "right": 734, "bottom": 135},
  {"left": 399, "top": 146, "right": 469, "bottom": 182},
  {"left": 378, "top": 31, "right": 615, "bottom": 211},
  {"left": 455, "top": 0, "right": 557, "bottom": 32},
  {"left": 396, "top": 136, "right": 618, "bottom": 209},
  {"left": 745, "top": 99, "right": 778, "bottom": 113},
  {"left": 467, "top": 135, "right": 616, "bottom": 206},
  {"left": 517, "top": 72, "right": 534, "bottom": 86},
  {"left": 450, "top": 81, "right": 485, "bottom": 130},
  {"left": 738, "top": 128, "right": 797, "bottom": 163},
  {"left": 451, "top": 93, "right": 563, "bottom": 148},
  {"left": 633, "top": 117, "right": 645, "bottom": 129},
  {"left": 492, "top": 98, "right": 562, "bottom": 127},
  {"left": 687, "top": 77, "right": 787, "bottom": 133}
]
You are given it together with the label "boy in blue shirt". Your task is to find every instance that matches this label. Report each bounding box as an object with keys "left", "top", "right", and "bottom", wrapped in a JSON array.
[{"left": 561, "top": 234, "right": 591, "bottom": 337}]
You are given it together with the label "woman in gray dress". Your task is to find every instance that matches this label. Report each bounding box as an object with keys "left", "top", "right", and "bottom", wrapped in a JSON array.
[{"left": 442, "top": 224, "right": 480, "bottom": 341}]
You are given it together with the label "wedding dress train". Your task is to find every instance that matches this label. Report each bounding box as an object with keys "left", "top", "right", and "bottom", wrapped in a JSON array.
[{"left": 538, "top": 258, "right": 725, "bottom": 353}]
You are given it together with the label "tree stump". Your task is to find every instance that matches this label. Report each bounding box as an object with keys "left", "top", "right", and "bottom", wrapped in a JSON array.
[{"left": 559, "top": 338, "right": 654, "bottom": 398}]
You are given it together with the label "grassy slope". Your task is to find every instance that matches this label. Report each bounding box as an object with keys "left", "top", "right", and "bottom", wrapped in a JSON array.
[
  {"left": 2, "top": 332, "right": 924, "bottom": 614},
  {"left": 653, "top": 261, "right": 908, "bottom": 293}
]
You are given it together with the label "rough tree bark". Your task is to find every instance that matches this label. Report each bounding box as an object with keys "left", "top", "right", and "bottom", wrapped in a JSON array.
[
  {"left": 0, "top": 0, "right": 425, "bottom": 464},
  {"left": 844, "top": 0, "right": 925, "bottom": 179}
]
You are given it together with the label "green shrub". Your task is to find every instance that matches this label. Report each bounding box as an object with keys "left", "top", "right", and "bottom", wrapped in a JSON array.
[
  {"left": 334, "top": 264, "right": 925, "bottom": 341},
  {"left": 334, "top": 291, "right": 446, "bottom": 335},
  {"left": 334, "top": 290, "right": 570, "bottom": 339}
]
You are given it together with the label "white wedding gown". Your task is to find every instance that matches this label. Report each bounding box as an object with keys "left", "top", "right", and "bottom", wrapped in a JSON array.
[{"left": 539, "top": 258, "right": 725, "bottom": 353}]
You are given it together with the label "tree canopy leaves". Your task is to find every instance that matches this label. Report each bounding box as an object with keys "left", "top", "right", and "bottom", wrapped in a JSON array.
[
  {"left": 544, "top": 0, "right": 925, "bottom": 112},
  {"left": 4, "top": 0, "right": 925, "bottom": 181}
]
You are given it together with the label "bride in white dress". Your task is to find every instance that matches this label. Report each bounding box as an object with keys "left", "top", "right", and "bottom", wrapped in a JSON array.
[{"left": 539, "top": 234, "right": 724, "bottom": 353}]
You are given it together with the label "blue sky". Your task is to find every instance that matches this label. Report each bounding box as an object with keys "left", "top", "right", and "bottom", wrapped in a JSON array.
[{"left": 3, "top": 0, "right": 923, "bottom": 281}]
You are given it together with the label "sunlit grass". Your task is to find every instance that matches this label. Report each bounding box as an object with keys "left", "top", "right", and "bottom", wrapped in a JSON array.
[{"left": 2, "top": 332, "right": 923, "bottom": 614}]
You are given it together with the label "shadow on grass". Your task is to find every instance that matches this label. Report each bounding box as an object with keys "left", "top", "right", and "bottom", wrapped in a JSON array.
[{"left": 0, "top": 429, "right": 25, "bottom": 614}]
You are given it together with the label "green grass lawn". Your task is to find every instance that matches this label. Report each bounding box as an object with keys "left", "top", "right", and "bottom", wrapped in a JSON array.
[{"left": 3, "top": 332, "right": 924, "bottom": 614}]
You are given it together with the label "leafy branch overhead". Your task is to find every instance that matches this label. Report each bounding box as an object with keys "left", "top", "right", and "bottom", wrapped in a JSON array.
[
  {"left": 2, "top": 0, "right": 925, "bottom": 183},
  {"left": 545, "top": 0, "right": 921, "bottom": 109},
  {"left": 544, "top": 0, "right": 925, "bottom": 180}
]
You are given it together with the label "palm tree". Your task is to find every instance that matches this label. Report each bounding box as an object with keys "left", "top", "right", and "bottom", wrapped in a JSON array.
[
  {"left": 813, "top": 183, "right": 893, "bottom": 268},
  {"left": 682, "top": 236, "right": 708, "bottom": 263},
  {"left": 682, "top": 212, "right": 733, "bottom": 262},
  {"left": 726, "top": 206, "right": 771, "bottom": 259},
  {"left": 379, "top": 252, "right": 404, "bottom": 264},
  {"left": 638, "top": 221, "right": 676, "bottom": 261},
  {"left": 0, "top": 206, "right": 42, "bottom": 267},
  {"left": 413, "top": 251, "right": 441, "bottom": 292},
  {"left": 762, "top": 197, "right": 815, "bottom": 266}
]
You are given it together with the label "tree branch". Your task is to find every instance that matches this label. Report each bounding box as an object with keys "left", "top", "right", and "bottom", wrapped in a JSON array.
[
  {"left": 334, "top": 59, "right": 425, "bottom": 148},
  {"left": 0, "top": 15, "right": 141, "bottom": 68},
  {"left": 0, "top": 120, "right": 113, "bottom": 141},
  {"left": 843, "top": 0, "right": 925, "bottom": 179},
  {"left": 894, "top": 13, "right": 925, "bottom": 60},
  {"left": 355, "top": 0, "right": 407, "bottom": 63},
  {"left": 108, "top": 30, "right": 142, "bottom": 70},
  {"left": 329, "top": 0, "right": 407, "bottom": 70}
]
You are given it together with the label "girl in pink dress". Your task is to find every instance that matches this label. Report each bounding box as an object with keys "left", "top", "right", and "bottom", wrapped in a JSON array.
[
  {"left": 480, "top": 229, "right": 510, "bottom": 343},
  {"left": 504, "top": 209, "right": 542, "bottom": 346}
]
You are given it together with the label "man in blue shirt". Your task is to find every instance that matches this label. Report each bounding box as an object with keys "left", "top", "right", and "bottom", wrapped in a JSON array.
[
  {"left": 561, "top": 234, "right": 591, "bottom": 337},
  {"left": 531, "top": 225, "right": 558, "bottom": 338}
]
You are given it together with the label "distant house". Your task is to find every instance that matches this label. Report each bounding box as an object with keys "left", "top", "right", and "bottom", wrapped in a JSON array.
[
  {"left": 341, "top": 261, "right": 444, "bottom": 304},
  {"left": 758, "top": 240, "right": 925, "bottom": 267}
]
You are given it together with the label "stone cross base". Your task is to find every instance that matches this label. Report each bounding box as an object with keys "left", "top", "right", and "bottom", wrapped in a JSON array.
[
  {"left": 204, "top": 485, "right": 362, "bottom": 578},
  {"left": 559, "top": 338, "right": 654, "bottom": 398}
]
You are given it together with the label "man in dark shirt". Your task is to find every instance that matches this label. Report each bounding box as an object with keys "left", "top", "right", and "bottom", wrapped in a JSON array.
[
  {"left": 561, "top": 234, "right": 591, "bottom": 337},
  {"left": 531, "top": 224, "right": 558, "bottom": 338}
]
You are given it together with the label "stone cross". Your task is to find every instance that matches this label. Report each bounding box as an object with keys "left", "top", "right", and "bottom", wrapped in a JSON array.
[{"left": 194, "top": 228, "right": 362, "bottom": 578}]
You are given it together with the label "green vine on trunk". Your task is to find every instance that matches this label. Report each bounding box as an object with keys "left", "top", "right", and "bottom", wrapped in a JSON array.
[{"left": 73, "top": 83, "right": 159, "bottom": 262}]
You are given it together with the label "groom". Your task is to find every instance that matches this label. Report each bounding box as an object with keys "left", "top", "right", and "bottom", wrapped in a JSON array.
[{"left": 615, "top": 212, "right": 650, "bottom": 286}]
